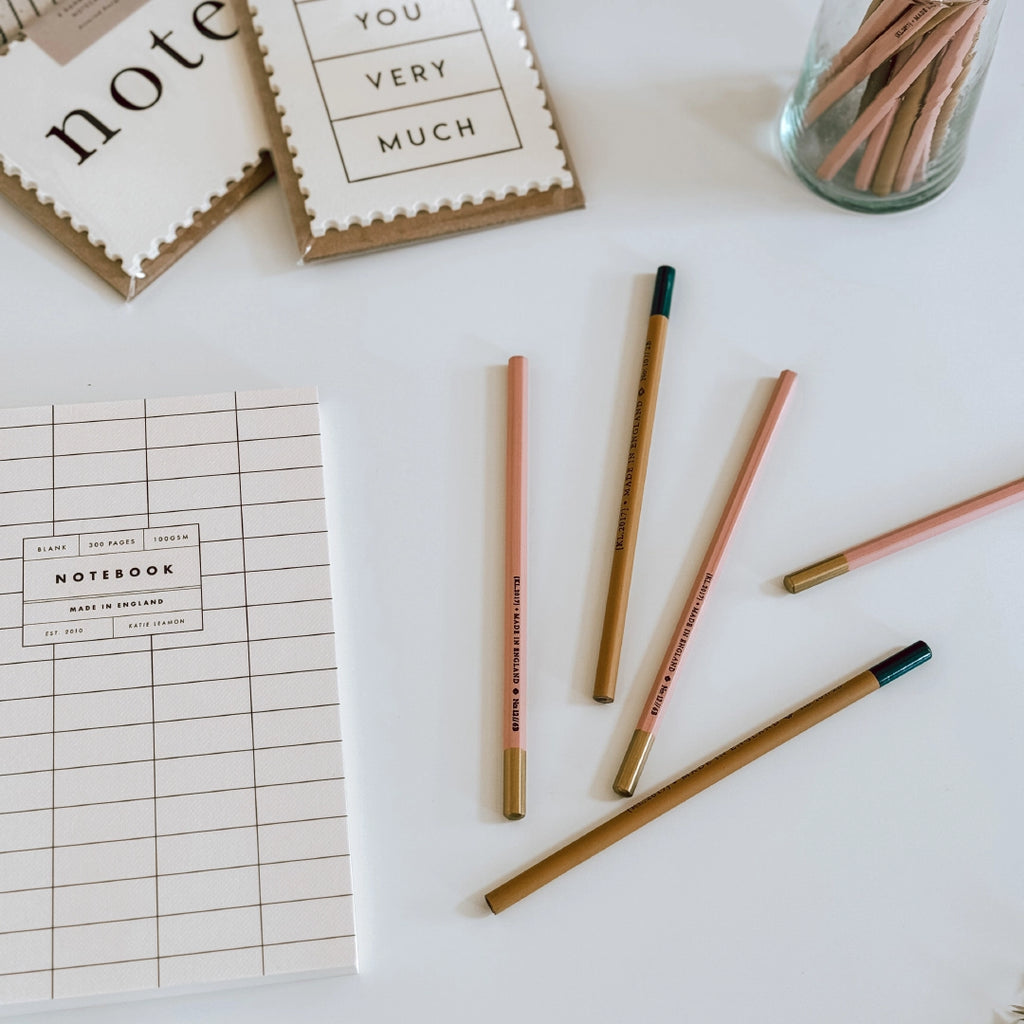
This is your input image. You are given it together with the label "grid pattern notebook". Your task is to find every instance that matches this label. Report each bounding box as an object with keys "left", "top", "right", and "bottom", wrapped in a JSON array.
[{"left": 0, "top": 387, "right": 355, "bottom": 1009}]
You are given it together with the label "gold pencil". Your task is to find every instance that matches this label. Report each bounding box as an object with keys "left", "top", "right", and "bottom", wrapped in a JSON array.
[
  {"left": 593, "top": 266, "right": 675, "bottom": 704},
  {"left": 486, "top": 642, "right": 932, "bottom": 914}
]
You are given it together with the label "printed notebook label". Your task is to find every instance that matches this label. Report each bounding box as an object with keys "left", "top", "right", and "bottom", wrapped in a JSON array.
[
  {"left": 22, "top": 524, "right": 203, "bottom": 645},
  {"left": 26, "top": 0, "right": 152, "bottom": 66}
]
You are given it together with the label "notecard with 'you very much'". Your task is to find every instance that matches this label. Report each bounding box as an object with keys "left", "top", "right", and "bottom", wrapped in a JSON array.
[
  {"left": 0, "top": 0, "right": 271, "bottom": 298},
  {"left": 232, "top": 0, "right": 584, "bottom": 260}
]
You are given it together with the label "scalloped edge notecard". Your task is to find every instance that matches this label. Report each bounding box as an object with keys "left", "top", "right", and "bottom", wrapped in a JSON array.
[
  {"left": 232, "top": 0, "right": 583, "bottom": 261},
  {"left": 0, "top": 0, "right": 272, "bottom": 299}
]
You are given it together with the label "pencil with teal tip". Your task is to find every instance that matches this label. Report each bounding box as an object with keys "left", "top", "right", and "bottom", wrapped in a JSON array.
[
  {"left": 485, "top": 641, "right": 932, "bottom": 914},
  {"left": 594, "top": 265, "right": 676, "bottom": 704}
]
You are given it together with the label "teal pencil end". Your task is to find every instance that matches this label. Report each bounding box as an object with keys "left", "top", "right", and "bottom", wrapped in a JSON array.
[
  {"left": 651, "top": 266, "right": 675, "bottom": 318},
  {"left": 871, "top": 641, "right": 932, "bottom": 686}
]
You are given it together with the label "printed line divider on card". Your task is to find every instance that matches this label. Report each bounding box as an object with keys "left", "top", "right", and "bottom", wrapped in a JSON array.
[
  {"left": 0, "top": 933, "right": 356, "bottom": 979},
  {"left": 0, "top": 811, "right": 350, "bottom": 856},
  {"left": 0, "top": 738, "right": 343, "bottom": 778},
  {"left": 234, "top": 391, "right": 265, "bottom": 974},
  {"left": 0, "top": 669, "right": 339, "bottom": 704},
  {"left": 0, "top": 402, "right": 318, "bottom": 433},
  {"left": 0, "top": 464, "right": 325, "bottom": 496},
  {"left": 0, "top": 436, "right": 323, "bottom": 471},
  {"left": 468, "top": 0, "right": 523, "bottom": 149},
  {"left": 0, "top": 497, "right": 329, "bottom": 530},
  {"left": 310, "top": 28, "right": 482, "bottom": 64},
  {"left": 49, "top": 405, "right": 55, "bottom": 997},
  {"left": 341, "top": 146, "right": 523, "bottom": 184},
  {"left": 332, "top": 87, "right": 503, "bottom": 124},
  {"left": 0, "top": 775, "right": 344, "bottom": 815},
  {"left": 0, "top": 701, "right": 342, "bottom": 740},
  {"left": 0, "top": 851, "right": 352, "bottom": 899},
  {"left": 0, "top": 892, "right": 357, "bottom": 939}
]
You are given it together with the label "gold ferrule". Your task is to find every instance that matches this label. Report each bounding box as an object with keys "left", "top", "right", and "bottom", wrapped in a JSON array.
[
  {"left": 503, "top": 748, "right": 526, "bottom": 820},
  {"left": 783, "top": 554, "right": 850, "bottom": 594},
  {"left": 613, "top": 729, "right": 655, "bottom": 797}
]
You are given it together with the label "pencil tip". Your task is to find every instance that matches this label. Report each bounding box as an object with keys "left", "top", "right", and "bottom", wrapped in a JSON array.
[{"left": 783, "top": 554, "right": 849, "bottom": 593}]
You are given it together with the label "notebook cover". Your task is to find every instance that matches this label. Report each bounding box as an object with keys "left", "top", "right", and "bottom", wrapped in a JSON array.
[{"left": 0, "top": 387, "right": 355, "bottom": 1011}]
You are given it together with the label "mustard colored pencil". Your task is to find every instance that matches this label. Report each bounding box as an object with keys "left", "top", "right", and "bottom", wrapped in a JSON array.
[
  {"left": 485, "top": 642, "right": 932, "bottom": 914},
  {"left": 594, "top": 266, "right": 676, "bottom": 704}
]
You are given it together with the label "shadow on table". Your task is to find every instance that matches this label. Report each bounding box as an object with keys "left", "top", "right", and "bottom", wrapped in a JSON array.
[{"left": 563, "top": 71, "right": 813, "bottom": 212}]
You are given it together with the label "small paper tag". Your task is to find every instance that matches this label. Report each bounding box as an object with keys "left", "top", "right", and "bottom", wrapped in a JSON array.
[
  {"left": 21, "top": 524, "right": 203, "bottom": 646},
  {"left": 26, "top": 0, "right": 150, "bottom": 65}
]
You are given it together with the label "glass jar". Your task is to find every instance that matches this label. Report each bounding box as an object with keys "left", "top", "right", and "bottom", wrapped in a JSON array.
[{"left": 779, "top": 0, "right": 1006, "bottom": 212}]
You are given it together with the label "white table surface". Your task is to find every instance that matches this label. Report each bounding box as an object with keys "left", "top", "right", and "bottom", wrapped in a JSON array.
[{"left": 3, "top": 1, "right": 1024, "bottom": 1021}]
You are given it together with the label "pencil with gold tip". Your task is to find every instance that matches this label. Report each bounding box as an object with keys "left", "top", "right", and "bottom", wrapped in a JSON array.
[
  {"left": 784, "top": 473, "right": 1024, "bottom": 594},
  {"left": 503, "top": 356, "right": 528, "bottom": 820},
  {"left": 613, "top": 370, "right": 797, "bottom": 798}
]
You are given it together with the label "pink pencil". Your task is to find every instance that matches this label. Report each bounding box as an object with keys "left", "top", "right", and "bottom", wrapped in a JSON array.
[
  {"left": 503, "top": 356, "right": 528, "bottom": 820},
  {"left": 815, "top": 0, "right": 910, "bottom": 89},
  {"left": 613, "top": 370, "right": 798, "bottom": 797},
  {"left": 785, "top": 472, "right": 1024, "bottom": 593},
  {"left": 803, "top": 1, "right": 944, "bottom": 127},
  {"left": 816, "top": 1, "right": 978, "bottom": 181}
]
